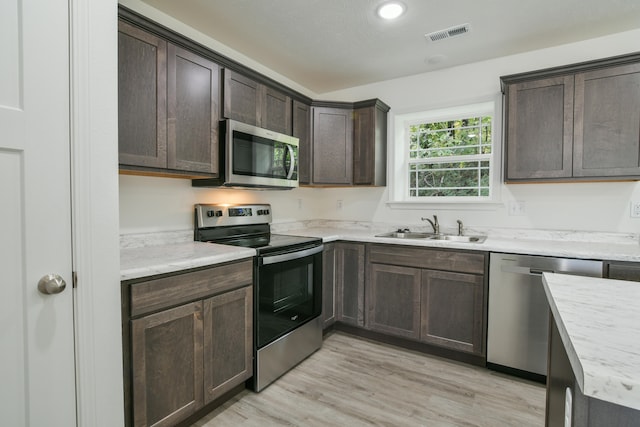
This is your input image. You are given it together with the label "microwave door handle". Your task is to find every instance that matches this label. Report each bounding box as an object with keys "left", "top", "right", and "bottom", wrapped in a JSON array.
[{"left": 285, "top": 144, "right": 295, "bottom": 179}]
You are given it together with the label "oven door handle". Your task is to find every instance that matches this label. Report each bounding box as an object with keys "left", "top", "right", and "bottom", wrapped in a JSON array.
[{"left": 260, "top": 245, "right": 323, "bottom": 265}]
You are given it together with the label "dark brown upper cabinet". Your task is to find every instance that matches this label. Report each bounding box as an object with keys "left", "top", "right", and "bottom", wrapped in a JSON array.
[
  {"left": 308, "top": 99, "right": 389, "bottom": 187},
  {"left": 222, "top": 69, "right": 292, "bottom": 135},
  {"left": 353, "top": 100, "right": 388, "bottom": 186},
  {"left": 118, "top": 8, "right": 389, "bottom": 185},
  {"left": 167, "top": 44, "right": 220, "bottom": 175},
  {"left": 502, "top": 53, "right": 640, "bottom": 182},
  {"left": 118, "top": 20, "right": 167, "bottom": 169},
  {"left": 118, "top": 19, "right": 220, "bottom": 177},
  {"left": 312, "top": 105, "right": 354, "bottom": 185},
  {"left": 573, "top": 62, "right": 640, "bottom": 178},
  {"left": 293, "top": 100, "right": 312, "bottom": 184},
  {"left": 504, "top": 76, "right": 574, "bottom": 180}
]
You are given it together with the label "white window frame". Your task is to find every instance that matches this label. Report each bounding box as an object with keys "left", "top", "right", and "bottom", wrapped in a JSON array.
[{"left": 387, "top": 98, "right": 502, "bottom": 209}]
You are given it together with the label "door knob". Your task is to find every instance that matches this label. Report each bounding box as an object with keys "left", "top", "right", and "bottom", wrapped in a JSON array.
[{"left": 37, "top": 274, "right": 67, "bottom": 295}]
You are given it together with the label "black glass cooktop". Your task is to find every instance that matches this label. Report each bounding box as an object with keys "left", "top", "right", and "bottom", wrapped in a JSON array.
[
  {"left": 218, "top": 233, "right": 322, "bottom": 256},
  {"left": 197, "top": 225, "right": 321, "bottom": 255}
]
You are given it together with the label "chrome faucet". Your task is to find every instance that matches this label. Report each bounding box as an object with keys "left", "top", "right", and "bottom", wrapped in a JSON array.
[
  {"left": 421, "top": 215, "right": 439, "bottom": 234},
  {"left": 457, "top": 219, "right": 464, "bottom": 236}
]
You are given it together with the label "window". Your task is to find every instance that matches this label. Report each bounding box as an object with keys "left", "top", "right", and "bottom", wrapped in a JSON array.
[
  {"left": 408, "top": 116, "right": 492, "bottom": 197},
  {"left": 390, "top": 101, "right": 500, "bottom": 205}
]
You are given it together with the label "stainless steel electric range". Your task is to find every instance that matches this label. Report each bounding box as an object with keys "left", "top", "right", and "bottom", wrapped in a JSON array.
[{"left": 194, "top": 203, "right": 323, "bottom": 391}]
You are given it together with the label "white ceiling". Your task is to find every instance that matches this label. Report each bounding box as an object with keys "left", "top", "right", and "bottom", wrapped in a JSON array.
[{"left": 140, "top": 0, "right": 640, "bottom": 94}]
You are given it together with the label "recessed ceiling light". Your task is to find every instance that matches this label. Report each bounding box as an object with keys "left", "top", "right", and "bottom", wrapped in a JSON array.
[{"left": 377, "top": 2, "right": 406, "bottom": 20}]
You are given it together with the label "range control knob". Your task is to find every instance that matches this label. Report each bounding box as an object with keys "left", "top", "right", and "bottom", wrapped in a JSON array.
[
  {"left": 215, "top": 210, "right": 223, "bottom": 217},
  {"left": 206, "top": 210, "right": 215, "bottom": 217}
]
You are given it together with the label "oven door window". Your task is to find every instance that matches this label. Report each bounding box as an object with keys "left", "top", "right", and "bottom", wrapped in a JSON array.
[
  {"left": 257, "top": 252, "right": 321, "bottom": 348},
  {"left": 232, "top": 130, "right": 298, "bottom": 180}
]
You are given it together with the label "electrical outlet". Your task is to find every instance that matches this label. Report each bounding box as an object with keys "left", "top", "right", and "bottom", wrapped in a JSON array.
[
  {"left": 508, "top": 200, "right": 526, "bottom": 216},
  {"left": 297, "top": 199, "right": 302, "bottom": 209},
  {"left": 337, "top": 199, "right": 343, "bottom": 209},
  {"left": 631, "top": 201, "right": 640, "bottom": 218}
]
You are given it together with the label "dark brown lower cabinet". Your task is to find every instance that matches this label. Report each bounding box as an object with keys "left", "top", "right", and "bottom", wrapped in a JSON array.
[
  {"left": 321, "top": 243, "right": 336, "bottom": 328},
  {"left": 131, "top": 302, "right": 204, "bottom": 427},
  {"left": 604, "top": 260, "right": 640, "bottom": 282},
  {"left": 123, "top": 260, "right": 253, "bottom": 427},
  {"left": 366, "top": 263, "right": 421, "bottom": 339},
  {"left": 420, "top": 270, "right": 484, "bottom": 354},
  {"left": 335, "top": 242, "right": 365, "bottom": 327},
  {"left": 364, "top": 244, "right": 487, "bottom": 357},
  {"left": 203, "top": 286, "right": 252, "bottom": 403}
]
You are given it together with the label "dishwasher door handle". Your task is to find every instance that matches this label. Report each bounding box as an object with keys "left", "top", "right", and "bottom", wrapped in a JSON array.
[
  {"left": 529, "top": 268, "right": 555, "bottom": 276},
  {"left": 501, "top": 265, "right": 555, "bottom": 276}
]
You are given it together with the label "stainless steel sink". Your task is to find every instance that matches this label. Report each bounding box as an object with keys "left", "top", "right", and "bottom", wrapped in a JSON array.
[
  {"left": 375, "top": 231, "right": 436, "bottom": 239},
  {"left": 429, "top": 234, "right": 487, "bottom": 243},
  {"left": 375, "top": 231, "right": 486, "bottom": 243}
]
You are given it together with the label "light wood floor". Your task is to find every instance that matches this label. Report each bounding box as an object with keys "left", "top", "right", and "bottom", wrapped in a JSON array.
[{"left": 192, "top": 332, "right": 545, "bottom": 426}]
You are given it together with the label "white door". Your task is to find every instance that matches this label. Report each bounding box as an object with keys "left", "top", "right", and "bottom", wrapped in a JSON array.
[{"left": 0, "top": 0, "right": 76, "bottom": 425}]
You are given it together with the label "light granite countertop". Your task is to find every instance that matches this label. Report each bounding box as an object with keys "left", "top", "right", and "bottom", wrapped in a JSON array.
[
  {"left": 276, "top": 226, "right": 640, "bottom": 262},
  {"left": 119, "top": 222, "right": 640, "bottom": 281},
  {"left": 542, "top": 273, "right": 640, "bottom": 410},
  {"left": 120, "top": 242, "right": 255, "bottom": 281}
]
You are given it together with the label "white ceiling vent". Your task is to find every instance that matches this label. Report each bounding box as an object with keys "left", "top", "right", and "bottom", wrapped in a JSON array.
[{"left": 425, "top": 23, "right": 471, "bottom": 42}]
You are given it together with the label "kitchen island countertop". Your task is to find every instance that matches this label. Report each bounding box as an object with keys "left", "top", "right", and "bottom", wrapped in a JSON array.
[{"left": 543, "top": 273, "right": 640, "bottom": 410}]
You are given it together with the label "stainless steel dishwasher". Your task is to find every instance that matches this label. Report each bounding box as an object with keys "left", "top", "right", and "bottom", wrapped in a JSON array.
[{"left": 487, "top": 253, "right": 603, "bottom": 381}]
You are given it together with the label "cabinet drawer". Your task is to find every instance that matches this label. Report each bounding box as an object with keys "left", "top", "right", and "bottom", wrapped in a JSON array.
[
  {"left": 368, "top": 244, "right": 486, "bottom": 275},
  {"left": 129, "top": 259, "right": 253, "bottom": 317}
]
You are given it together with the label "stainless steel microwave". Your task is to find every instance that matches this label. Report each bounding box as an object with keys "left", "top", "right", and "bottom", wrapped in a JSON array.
[{"left": 212, "top": 119, "right": 300, "bottom": 189}]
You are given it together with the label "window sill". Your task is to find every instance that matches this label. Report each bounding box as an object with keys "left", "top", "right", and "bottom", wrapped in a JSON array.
[{"left": 386, "top": 200, "right": 502, "bottom": 211}]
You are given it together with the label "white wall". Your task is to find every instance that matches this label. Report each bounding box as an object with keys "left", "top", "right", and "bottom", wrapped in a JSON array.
[
  {"left": 118, "top": 7, "right": 640, "bottom": 235},
  {"left": 317, "top": 28, "right": 640, "bottom": 234},
  {"left": 119, "top": 175, "right": 328, "bottom": 233}
]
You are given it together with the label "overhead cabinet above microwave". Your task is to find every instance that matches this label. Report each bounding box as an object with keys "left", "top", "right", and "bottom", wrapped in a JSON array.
[
  {"left": 502, "top": 52, "right": 640, "bottom": 182},
  {"left": 222, "top": 69, "right": 292, "bottom": 136}
]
